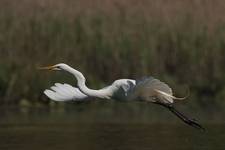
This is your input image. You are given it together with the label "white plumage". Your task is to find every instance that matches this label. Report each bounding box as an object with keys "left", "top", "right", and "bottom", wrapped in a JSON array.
[
  {"left": 44, "top": 83, "right": 88, "bottom": 101},
  {"left": 42, "top": 64, "right": 184, "bottom": 103},
  {"left": 39, "top": 63, "right": 204, "bottom": 130}
]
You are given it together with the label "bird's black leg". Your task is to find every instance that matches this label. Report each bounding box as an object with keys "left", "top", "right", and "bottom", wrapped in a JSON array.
[{"left": 154, "top": 102, "right": 205, "bottom": 131}]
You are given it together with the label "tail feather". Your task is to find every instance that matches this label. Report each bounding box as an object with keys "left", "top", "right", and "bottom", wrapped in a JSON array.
[{"left": 155, "top": 102, "right": 205, "bottom": 131}]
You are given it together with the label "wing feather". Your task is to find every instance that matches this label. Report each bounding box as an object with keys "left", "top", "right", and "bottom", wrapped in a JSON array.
[
  {"left": 44, "top": 83, "right": 88, "bottom": 101},
  {"left": 55, "top": 83, "right": 71, "bottom": 96},
  {"left": 50, "top": 85, "right": 70, "bottom": 99},
  {"left": 134, "top": 77, "right": 187, "bottom": 104}
]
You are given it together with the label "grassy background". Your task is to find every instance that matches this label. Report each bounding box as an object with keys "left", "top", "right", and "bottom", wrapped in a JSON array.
[{"left": 0, "top": 0, "right": 225, "bottom": 111}]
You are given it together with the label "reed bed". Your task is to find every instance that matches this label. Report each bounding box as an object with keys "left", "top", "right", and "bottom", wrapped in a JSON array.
[{"left": 0, "top": 0, "right": 225, "bottom": 109}]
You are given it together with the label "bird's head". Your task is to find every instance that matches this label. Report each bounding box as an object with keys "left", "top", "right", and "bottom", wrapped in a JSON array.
[
  {"left": 38, "top": 63, "right": 85, "bottom": 81},
  {"left": 38, "top": 63, "right": 69, "bottom": 71}
]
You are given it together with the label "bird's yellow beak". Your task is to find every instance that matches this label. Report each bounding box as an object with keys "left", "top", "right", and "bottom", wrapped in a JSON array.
[{"left": 38, "top": 65, "right": 56, "bottom": 70}]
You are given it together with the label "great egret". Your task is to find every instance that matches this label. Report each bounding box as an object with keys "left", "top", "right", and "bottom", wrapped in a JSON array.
[{"left": 39, "top": 63, "right": 204, "bottom": 130}]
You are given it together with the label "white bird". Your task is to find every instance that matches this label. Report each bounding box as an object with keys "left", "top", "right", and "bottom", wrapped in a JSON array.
[{"left": 39, "top": 63, "right": 204, "bottom": 130}]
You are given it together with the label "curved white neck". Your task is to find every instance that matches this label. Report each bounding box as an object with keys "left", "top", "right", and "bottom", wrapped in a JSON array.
[{"left": 65, "top": 66, "right": 113, "bottom": 99}]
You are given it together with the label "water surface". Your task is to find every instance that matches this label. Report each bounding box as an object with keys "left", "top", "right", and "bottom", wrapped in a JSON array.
[{"left": 0, "top": 105, "right": 224, "bottom": 150}]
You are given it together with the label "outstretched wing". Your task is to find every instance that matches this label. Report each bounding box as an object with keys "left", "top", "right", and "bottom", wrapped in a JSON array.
[
  {"left": 44, "top": 83, "right": 88, "bottom": 101},
  {"left": 134, "top": 77, "right": 186, "bottom": 104}
]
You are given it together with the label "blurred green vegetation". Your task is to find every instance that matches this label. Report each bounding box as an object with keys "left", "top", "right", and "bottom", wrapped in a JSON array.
[{"left": 0, "top": 0, "right": 225, "bottom": 110}]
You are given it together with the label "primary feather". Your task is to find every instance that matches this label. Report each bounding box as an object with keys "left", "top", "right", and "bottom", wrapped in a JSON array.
[{"left": 44, "top": 83, "right": 88, "bottom": 101}]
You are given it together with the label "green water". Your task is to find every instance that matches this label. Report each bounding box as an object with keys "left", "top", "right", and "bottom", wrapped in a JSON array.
[{"left": 0, "top": 105, "right": 224, "bottom": 150}]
